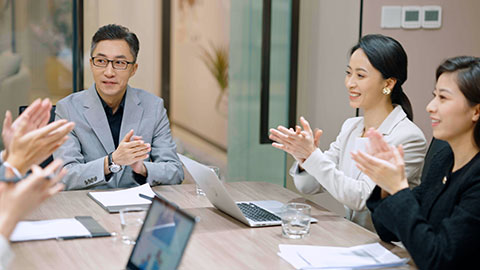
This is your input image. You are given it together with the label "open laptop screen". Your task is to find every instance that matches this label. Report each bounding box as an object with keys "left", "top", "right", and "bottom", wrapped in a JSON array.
[{"left": 126, "top": 195, "right": 197, "bottom": 270}]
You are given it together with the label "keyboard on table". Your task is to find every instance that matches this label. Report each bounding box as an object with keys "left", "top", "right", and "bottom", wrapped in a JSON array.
[{"left": 236, "top": 202, "right": 281, "bottom": 222}]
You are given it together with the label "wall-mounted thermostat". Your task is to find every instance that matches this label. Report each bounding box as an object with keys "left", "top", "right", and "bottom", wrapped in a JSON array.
[
  {"left": 422, "top": 6, "right": 442, "bottom": 29},
  {"left": 381, "top": 6, "right": 402, "bottom": 28},
  {"left": 402, "top": 6, "right": 422, "bottom": 29}
]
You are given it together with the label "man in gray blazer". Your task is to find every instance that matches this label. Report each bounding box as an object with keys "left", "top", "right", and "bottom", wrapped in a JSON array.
[{"left": 54, "top": 24, "right": 183, "bottom": 190}]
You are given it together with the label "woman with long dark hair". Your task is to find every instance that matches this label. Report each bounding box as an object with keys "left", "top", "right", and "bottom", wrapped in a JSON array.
[
  {"left": 269, "top": 34, "right": 427, "bottom": 230},
  {"left": 352, "top": 56, "right": 480, "bottom": 268}
]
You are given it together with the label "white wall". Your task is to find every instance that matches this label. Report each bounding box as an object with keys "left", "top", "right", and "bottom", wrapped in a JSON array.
[
  {"left": 363, "top": 0, "right": 480, "bottom": 142},
  {"left": 83, "top": 0, "right": 161, "bottom": 96}
]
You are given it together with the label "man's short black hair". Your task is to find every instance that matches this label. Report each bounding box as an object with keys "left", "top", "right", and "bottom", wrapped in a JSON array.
[{"left": 90, "top": 24, "right": 139, "bottom": 62}]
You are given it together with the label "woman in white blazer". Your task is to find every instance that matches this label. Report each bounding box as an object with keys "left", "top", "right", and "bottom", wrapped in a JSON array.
[{"left": 269, "top": 34, "right": 427, "bottom": 231}]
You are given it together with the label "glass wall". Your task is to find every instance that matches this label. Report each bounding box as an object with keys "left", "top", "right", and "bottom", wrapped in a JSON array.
[
  {"left": 0, "top": 0, "right": 79, "bottom": 148},
  {"left": 228, "top": 0, "right": 293, "bottom": 185},
  {"left": 169, "top": 0, "right": 229, "bottom": 178}
]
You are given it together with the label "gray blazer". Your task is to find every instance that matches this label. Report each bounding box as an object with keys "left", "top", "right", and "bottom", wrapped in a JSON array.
[{"left": 53, "top": 84, "right": 184, "bottom": 190}]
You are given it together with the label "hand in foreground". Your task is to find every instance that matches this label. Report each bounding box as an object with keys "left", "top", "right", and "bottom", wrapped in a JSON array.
[
  {"left": 5, "top": 117, "right": 75, "bottom": 176},
  {"left": 350, "top": 129, "right": 409, "bottom": 195},
  {"left": 112, "top": 130, "right": 151, "bottom": 168},
  {"left": 2, "top": 98, "right": 52, "bottom": 161},
  {"left": 269, "top": 116, "right": 322, "bottom": 163},
  {"left": 0, "top": 160, "right": 66, "bottom": 239}
]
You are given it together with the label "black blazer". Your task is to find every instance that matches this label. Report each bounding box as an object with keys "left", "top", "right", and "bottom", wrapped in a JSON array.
[{"left": 367, "top": 144, "right": 480, "bottom": 269}]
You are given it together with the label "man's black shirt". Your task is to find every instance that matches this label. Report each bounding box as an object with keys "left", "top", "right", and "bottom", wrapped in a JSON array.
[{"left": 97, "top": 90, "right": 146, "bottom": 184}]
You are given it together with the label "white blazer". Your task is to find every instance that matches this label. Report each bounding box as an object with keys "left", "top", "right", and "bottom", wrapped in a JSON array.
[{"left": 290, "top": 105, "right": 427, "bottom": 231}]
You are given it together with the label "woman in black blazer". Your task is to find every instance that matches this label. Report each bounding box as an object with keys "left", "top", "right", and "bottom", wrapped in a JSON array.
[{"left": 351, "top": 56, "right": 480, "bottom": 269}]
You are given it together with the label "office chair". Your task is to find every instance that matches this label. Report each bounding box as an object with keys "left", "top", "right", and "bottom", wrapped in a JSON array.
[{"left": 18, "top": 105, "right": 57, "bottom": 168}]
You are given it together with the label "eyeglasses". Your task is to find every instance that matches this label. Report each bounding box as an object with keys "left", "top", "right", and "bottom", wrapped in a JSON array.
[{"left": 91, "top": 57, "right": 135, "bottom": 70}]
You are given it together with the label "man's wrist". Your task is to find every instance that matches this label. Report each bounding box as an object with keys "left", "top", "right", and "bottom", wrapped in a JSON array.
[
  {"left": 111, "top": 151, "right": 118, "bottom": 165},
  {"left": 132, "top": 162, "right": 147, "bottom": 177},
  {"left": 104, "top": 156, "right": 111, "bottom": 175},
  {"left": 107, "top": 152, "right": 122, "bottom": 173}
]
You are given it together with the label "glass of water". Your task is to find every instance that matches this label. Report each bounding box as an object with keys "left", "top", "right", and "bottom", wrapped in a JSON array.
[
  {"left": 281, "top": 202, "right": 311, "bottom": 239},
  {"left": 119, "top": 207, "right": 146, "bottom": 245}
]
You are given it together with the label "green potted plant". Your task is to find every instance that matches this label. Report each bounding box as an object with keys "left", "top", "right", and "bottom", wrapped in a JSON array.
[{"left": 199, "top": 42, "right": 229, "bottom": 113}]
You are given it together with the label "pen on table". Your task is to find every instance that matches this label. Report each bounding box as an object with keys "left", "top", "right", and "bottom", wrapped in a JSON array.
[
  {"left": 56, "top": 235, "right": 92, "bottom": 241},
  {"left": 139, "top": 193, "right": 154, "bottom": 201}
]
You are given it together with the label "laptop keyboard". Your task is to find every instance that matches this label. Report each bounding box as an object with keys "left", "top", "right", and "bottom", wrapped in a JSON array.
[{"left": 236, "top": 203, "right": 281, "bottom": 222}]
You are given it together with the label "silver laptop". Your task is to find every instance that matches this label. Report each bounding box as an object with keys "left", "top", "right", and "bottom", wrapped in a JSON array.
[{"left": 179, "top": 154, "right": 316, "bottom": 227}]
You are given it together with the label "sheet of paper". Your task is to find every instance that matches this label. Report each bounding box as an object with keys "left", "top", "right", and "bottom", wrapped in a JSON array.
[
  {"left": 88, "top": 183, "right": 155, "bottom": 207},
  {"left": 278, "top": 243, "right": 408, "bottom": 269},
  {"left": 10, "top": 218, "right": 91, "bottom": 242}
]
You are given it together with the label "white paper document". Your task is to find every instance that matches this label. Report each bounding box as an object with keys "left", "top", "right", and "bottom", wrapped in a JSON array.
[
  {"left": 10, "top": 218, "right": 91, "bottom": 242},
  {"left": 88, "top": 183, "right": 156, "bottom": 213},
  {"left": 278, "top": 243, "right": 408, "bottom": 269}
]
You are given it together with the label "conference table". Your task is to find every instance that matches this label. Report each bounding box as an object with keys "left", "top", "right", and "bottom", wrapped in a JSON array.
[{"left": 10, "top": 182, "right": 414, "bottom": 269}]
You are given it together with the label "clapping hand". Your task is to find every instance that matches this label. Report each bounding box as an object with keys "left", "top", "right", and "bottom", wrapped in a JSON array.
[
  {"left": 2, "top": 98, "right": 52, "bottom": 161},
  {"left": 269, "top": 116, "right": 323, "bottom": 163},
  {"left": 130, "top": 134, "right": 150, "bottom": 177},
  {"left": 350, "top": 128, "right": 409, "bottom": 195},
  {"left": 112, "top": 130, "right": 151, "bottom": 176},
  {"left": 5, "top": 116, "right": 75, "bottom": 176}
]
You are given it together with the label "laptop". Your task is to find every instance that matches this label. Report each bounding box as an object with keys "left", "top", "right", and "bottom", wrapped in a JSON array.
[
  {"left": 126, "top": 194, "right": 198, "bottom": 270},
  {"left": 179, "top": 154, "right": 317, "bottom": 227}
]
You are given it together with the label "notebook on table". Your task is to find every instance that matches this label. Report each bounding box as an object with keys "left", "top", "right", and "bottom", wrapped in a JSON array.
[
  {"left": 10, "top": 216, "right": 110, "bottom": 242},
  {"left": 125, "top": 194, "right": 198, "bottom": 270},
  {"left": 88, "top": 184, "right": 156, "bottom": 213},
  {"left": 178, "top": 154, "right": 317, "bottom": 227}
]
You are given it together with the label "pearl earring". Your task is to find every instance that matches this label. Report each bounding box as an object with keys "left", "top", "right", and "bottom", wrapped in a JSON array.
[{"left": 382, "top": 87, "right": 391, "bottom": 95}]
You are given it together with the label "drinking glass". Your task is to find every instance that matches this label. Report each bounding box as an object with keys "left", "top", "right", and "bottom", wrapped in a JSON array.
[
  {"left": 281, "top": 203, "right": 311, "bottom": 239},
  {"left": 119, "top": 207, "right": 146, "bottom": 245}
]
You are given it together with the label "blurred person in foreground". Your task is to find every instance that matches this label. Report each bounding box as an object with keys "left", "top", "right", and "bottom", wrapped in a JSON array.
[
  {"left": 0, "top": 98, "right": 73, "bottom": 268},
  {"left": 0, "top": 161, "right": 66, "bottom": 269}
]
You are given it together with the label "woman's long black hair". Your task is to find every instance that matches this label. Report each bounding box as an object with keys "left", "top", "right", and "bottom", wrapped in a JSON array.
[{"left": 350, "top": 34, "right": 413, "bottom": 121}]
